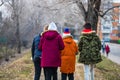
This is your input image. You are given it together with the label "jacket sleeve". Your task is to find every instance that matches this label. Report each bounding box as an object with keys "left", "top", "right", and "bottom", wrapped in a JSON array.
[
  {"left": 58, "top": 35, "right": 65, "bottom": 50},
  {"left": 78, "top": 36, "right": 83, "bottom": 52},
  {"left": 74, "top": 41, "right": 78, "bottom": 55},
  {"left": 31, "top": 39, "right": 35, "bottom": 59},
  {"left": 96, "top": 36, "right": 102, "bottom": 50},
  {"left": 38, "top": 36, "right": 43, "bottom": 50}
]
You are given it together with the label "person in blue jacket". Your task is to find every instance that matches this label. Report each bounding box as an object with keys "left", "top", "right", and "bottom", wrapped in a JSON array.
[{"left": 31, "top": 25, "right": 48, "bottom": 80}]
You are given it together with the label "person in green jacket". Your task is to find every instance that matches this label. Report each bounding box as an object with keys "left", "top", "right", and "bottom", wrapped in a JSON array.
[{"left": 78, "top": 23, "right": 102, "bottom": 80}]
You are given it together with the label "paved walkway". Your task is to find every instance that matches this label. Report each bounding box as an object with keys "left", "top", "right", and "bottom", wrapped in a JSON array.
[
  {"left": 103, "top": 43, "right": 120, "bottom": 65},
  {"left": 108, "top": 54, "right": 120, "bottom": 65}
]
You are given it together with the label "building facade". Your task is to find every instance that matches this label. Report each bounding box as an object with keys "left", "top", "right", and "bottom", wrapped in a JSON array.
[
  {"left": 111, "top": 2, "right": 120, "bottom": 42},
  {"left": 98, "top": 0, "right": 120, "bottom": 42}
]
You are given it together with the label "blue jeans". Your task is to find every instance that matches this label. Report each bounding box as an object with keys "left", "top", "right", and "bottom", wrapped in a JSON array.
[
  {"left": 84, "top": 64, "right": 94, "bottom": 80},
  {"left": 33, "top": 57, "right": 41, "bottom": 80},
  {"left": 44, "top": 67, "right": 58, "bottom": 80},
  {"left": 102, "top": 48, "right": 105, "bottom": 53},
  {"left": 61, "top": 73, "right": 74, "bottom": 80}
]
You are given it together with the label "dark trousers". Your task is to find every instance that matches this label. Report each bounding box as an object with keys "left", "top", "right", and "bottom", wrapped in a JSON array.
[
  {"left": 33, "top": 57, "right": 41, "bottom": 80},
  {"left": 61, "top": 73, "right": 74, "bottom": 80},
  {"left": 44, "top": 67, "right": 58, "bottom": 80}
]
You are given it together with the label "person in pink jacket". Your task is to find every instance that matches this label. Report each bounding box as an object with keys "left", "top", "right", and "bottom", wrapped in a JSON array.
[
  {"left": 38, "top": 22, "right": 64, "bottom": 80},
  {"left": 105, "top": 44, "right": 110, "bottom": 57}
]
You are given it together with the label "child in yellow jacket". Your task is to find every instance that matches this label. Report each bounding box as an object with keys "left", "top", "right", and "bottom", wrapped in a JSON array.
[{"left": 60, "top": 27, "right": 78, "bottom": 80}]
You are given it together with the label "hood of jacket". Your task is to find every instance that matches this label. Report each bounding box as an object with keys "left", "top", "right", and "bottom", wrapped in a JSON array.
[
  {"left": 48, "top": 22, "right": 57, "bottom": 31},
  {"left": 63, "top": 36, "right": 73, "bottom": 44},
  {"left": 43, "top": 30, "right": 59, "bottom": 40}
]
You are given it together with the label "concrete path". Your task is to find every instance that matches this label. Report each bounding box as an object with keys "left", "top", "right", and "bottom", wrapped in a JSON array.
[
  {"left": 103, "top": 43, "right": 120, "bottom": 65},
  {"left": 108, "top": 54, "right": 120, "bottom": 64}
]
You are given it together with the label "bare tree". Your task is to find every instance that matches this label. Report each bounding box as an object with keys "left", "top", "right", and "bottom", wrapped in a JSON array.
[
  {"left": 34, "top": 0, "right": 120, "bottom": 31},
  {"left": 6, "top": 0, "right": 24, "bottom": 53},
  {"left": 75, "top": 0, "right": 120, "bottom": 31}
]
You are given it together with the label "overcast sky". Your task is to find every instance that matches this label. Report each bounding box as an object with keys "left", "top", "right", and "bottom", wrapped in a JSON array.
[{"left": 113, "top": 0, "right": 120, "bottom": 2}]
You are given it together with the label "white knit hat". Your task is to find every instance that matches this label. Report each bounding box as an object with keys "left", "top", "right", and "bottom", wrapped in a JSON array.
[{"left": 48, "top": 22, "right": 57, "bottom": 31}]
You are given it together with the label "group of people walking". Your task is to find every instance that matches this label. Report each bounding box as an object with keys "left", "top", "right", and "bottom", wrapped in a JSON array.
[{"left": 31, "top": 22, "right": 102, "bottom": 80}]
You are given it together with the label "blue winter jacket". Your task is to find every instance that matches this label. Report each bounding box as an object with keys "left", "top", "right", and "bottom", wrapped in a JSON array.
[{"left": 31, "top": 34, "right": 42, "bottom": 60}]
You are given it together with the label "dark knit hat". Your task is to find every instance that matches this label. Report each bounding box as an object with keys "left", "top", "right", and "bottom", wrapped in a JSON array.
[{"left": 83, "top": 23, "right": 92, "bottom": 29}]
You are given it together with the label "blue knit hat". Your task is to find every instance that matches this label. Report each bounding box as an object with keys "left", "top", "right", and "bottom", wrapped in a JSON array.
[
  {"left": 63, "top": 27, "right": 71, "bottom": 37},
  {"left": 64, "top": 27, "right": 70, "bottom": 33}
]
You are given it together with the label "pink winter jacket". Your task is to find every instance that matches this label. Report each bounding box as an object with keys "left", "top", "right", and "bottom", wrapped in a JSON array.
[{"left": 38, "top": 30, "right": 64, "bottom": 67}]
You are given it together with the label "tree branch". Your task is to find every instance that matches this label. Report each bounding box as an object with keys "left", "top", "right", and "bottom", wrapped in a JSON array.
[
  {"left": 7, "top": 0, "right": 13, "bottom": 7},
  {"left": 100, "top": 5, "right": 120, "bottom": 17},
  {"left": 75, "top": 0, "right": 87, "bottom": 20},
  {"left": 34, "top": 0, "right": 74, "bottom": 11},
  {"left": 0, "top": 0, "right": 4, "bottom": 6}
]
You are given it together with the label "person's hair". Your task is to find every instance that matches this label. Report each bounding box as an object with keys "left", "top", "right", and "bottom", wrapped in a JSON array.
[
  {"left": 83, "top": 23, "right": 92, "bottom": 29},
  {"left": 43, "top": 25, "right": 48, "bottom": 31}
]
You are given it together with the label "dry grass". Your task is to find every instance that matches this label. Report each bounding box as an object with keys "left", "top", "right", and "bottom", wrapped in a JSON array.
[{"left": 0, "top": 51, "right": 34, "bottom": 80}]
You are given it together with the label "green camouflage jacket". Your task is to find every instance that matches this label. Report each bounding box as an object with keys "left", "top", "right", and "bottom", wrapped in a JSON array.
[{"left": 78, "top": 30, "right": 102, "bottom": 64}]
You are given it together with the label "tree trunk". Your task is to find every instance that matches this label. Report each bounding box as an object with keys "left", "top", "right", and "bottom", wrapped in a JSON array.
[
  {"left": 85, "top": 0, "right": 101, "bottom": 31},
  {"left": 16, "top": 15, "right": 21, "bottom": 54},
  {"left": 12, "top": 0, "right": 21, "bottom": 54}
]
